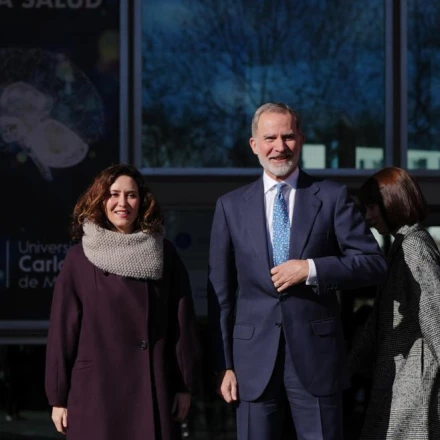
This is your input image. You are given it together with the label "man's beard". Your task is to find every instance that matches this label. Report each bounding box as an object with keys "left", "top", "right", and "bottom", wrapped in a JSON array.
[{"left": 258, "top": 154, "right": 296, "bottom": 177}]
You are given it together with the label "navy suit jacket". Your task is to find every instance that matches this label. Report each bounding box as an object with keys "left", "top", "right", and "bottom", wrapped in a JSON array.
[{"left": 208, "top": 170, "right": 387, "bottom": 401}]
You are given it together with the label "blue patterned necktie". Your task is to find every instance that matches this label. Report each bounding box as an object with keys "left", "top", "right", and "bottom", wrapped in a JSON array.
[{"left": 272, "top": 183, "right": 290, "bottom": 266}]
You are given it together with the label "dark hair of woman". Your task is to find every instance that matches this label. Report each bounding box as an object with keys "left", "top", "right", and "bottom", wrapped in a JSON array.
[
  {"left": 358, "top": 166, "right": 428, "bottom": 232},
  {"left": 70, "top": 163, "right": 164, "bottom": 241}
]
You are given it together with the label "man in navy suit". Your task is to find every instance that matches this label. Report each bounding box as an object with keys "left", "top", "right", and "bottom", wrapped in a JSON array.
[{"left": 208, "top": 102, "right": 387, "bottom": 440}]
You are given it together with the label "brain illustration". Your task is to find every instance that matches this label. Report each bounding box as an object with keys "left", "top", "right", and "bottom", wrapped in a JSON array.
[{"left": 0, "top": 48, "right": 104, "bottom": 180}]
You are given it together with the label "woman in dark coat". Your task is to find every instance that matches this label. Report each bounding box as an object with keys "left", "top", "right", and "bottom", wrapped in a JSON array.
[
  {"left": 350, "top": 167, "right": 440, "bottom": 439},
  {"left": 45, "top": 164, "right": 200, "bottom": 440}
]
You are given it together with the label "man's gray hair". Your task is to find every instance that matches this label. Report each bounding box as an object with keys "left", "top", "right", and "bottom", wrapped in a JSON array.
[{"left": 251, "top": 102, "right": 303, "bottom": 137}]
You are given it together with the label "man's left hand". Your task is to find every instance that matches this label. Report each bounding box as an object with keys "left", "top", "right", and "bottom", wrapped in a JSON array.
[{"left": 271, "top": 260, "right": 309, "bottom": 292}]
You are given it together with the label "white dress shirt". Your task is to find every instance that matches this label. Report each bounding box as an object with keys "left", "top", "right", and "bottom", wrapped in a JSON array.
[{"left": 262, "top": 168, "right": 317, "bottom": 285}]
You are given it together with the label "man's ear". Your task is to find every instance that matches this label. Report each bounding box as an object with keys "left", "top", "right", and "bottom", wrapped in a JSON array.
[{"left": 249, "top": 137, "right": 258, "bottom": 155}]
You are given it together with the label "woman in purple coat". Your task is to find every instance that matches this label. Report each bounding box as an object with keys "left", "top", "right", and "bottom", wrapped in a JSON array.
[{"left": 45, "top": 164, "right": 200, "bottom": 440}]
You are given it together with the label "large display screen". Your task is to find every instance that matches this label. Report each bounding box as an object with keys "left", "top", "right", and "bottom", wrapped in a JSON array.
[{"left": 0, "top": 0, "right": 123, "bottom": 320}]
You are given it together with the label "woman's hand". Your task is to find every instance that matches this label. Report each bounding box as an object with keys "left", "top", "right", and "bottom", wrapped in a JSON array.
[
  {"left": 171, "top": 392, "right": 191, "bottom": 422},
  {"left": 51, "top": 406, "right": 68, "bottom": 434}
]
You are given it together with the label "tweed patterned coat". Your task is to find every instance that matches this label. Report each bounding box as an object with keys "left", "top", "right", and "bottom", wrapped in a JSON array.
[{"left": 350, "top": 224, "right": 440, "bottom": 440}]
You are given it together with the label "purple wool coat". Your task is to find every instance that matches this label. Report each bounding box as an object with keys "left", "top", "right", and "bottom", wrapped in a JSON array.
[{"left": 45, "top": 240, "right": 200, "bottom": 440}]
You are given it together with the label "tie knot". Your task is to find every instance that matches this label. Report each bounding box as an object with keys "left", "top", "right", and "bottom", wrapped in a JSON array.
[{"left": 275, "top": 183, "right": 286, "bottom": 195}]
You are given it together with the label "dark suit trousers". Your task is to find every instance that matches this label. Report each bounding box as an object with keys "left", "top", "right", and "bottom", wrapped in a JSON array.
[{"left": 236, "top": 334, "right": 343, "bottom": 440}]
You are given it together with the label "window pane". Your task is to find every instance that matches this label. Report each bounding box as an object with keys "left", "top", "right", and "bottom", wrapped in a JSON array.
[
  {"left": 408, "top": 1, "right": 440, "bottom": 170},
  {"left": 142, "top": 0, "right": 385, "bottom": 169},
  {"left": 427, "top": 227, "right": 440, "bottom": 249},
  {"left": 164, "top": 209, "right": 213, "bottom": 316}
]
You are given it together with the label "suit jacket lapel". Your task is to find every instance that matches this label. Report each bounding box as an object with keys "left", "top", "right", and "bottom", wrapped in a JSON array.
[
  {"left": 290, "top": 170, "right": 322, "bottom": 259},
  {"left": 242, "top": 178, "right": 273, "bottom": 280}
]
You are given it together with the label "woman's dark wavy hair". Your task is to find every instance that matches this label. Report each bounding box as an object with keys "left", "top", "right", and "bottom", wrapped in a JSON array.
[
  {"left": 70, "top": 163, "right": 164, "bottom": 241},
  {"left": 358, "top": 167, "right": 428, "bottom": 232}
]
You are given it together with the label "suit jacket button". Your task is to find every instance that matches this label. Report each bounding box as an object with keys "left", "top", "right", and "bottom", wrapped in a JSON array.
[
  {"left": 139, "top": 340, "right": 148, "bottom": 350},
  {"left": 275, "top": 322, "right": 283, "bottom": 328}
]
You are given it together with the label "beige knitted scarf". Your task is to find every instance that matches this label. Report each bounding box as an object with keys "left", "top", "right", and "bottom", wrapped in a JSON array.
[{"left": 82, "top": 221, "right": 164, "bottom": 280}]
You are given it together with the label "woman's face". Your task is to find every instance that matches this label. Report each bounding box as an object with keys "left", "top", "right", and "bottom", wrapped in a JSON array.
[
  {"left": 105, "top": 175, "right": 140, "bottom": 234},
  {"left": 364, "top": 203, "right": 389, "bottom": 235}
]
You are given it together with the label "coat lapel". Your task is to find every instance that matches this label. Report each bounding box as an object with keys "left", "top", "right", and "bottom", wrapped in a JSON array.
[
  {"left": 387, "top": 234, "right": 404, "bottom": 264},
  {"left": 387, "top": 224, "right": 420, "bottom": 264},
  {"left": 289, "top": 171, "right": 322, "bottom": 259},
  {"left": 241, "top": 178, "right": 273, "bottom": 276}
]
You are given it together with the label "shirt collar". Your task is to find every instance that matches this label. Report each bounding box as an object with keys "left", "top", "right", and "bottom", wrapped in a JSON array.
[{"left": 263, "top": 167, "right": 300, "bottom": 194}]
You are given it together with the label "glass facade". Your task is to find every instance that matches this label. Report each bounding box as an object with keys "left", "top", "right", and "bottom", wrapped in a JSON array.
[
  {"left": 142, "top": 0, "right": 385, "bottom": 169},
  {"left": 407, "top": 0, "right": 440, "bottom": 170},
  {"left": 427, "top": 226, "right": 440, "bottom": 249},
  {"left": 165, "top": 209, "right": 213, "bottom": 317}
]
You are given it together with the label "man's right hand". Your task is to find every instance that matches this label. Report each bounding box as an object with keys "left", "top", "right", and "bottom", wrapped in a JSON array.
[{"left": 217, "top": 369, "right": 238, "bottom": 403}]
